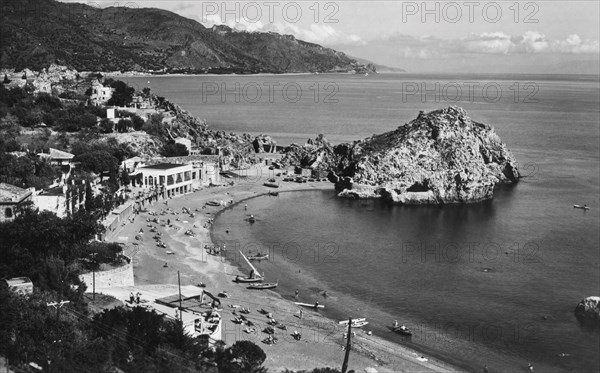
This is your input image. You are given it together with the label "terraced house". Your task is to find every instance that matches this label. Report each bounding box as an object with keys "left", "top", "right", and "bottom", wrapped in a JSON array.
[{"left": 0, "top": 183, "right": 33, "bottom": 223}]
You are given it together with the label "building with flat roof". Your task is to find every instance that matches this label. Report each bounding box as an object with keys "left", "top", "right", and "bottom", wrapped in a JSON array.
[
  {"left": 0, "top": 183, "right": 33, "bottom": 222},
  {"left": 5, "top": 277, "right": 33, "bottom": 295},
  {"left": 140, "top": 163, "right": 195, "bottom": 198}
]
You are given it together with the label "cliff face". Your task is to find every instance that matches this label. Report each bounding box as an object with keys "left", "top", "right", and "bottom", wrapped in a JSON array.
[{"left": 330, "top": 107, "right": 520, "bottom": 204}]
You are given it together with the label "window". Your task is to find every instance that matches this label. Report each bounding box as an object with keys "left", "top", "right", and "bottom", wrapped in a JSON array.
[
  {"left": 5, "top": 208, "right": 13, "bottom": 218},
  {"left": 167, "top": 175, "right": 174, "bottom": 185},
  {"left": 184, "top": 171, "right": 191, "bottom": 181},
  {"left": 176, "top": 173, "right": 183, "bottom": 183},
  {"left": 159, "top": 176, "right": 165, "bottom": 185},
  {"left": 192, "top": 172, "right": 196, "bottom": 179}
]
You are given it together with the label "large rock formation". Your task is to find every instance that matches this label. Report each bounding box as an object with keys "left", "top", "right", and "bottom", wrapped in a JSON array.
[
  {"left": 330, "top": 107, "right": 519, "bottom": 204},
  {"left": 280, "top": 134, "right": 337, "bottom": 172},
  {"left": 253, "top": 135, "right": 277, "bottom": 153},
  {"left": 575, "top": 296, "right": 600, "bottom": 326}
]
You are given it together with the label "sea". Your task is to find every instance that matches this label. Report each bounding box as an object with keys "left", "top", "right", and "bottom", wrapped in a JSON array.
[{"left": 123, "top": 73, "right": 600, "bottom": 372}]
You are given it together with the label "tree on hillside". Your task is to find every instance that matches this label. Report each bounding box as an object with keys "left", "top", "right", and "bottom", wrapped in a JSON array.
[
  {"left": 106, "top": 81, "right": 134, "bottom": 107},
  {"left": 142, "top": 112, "right": 164, "bottom": 137},
  {"left": 99, "top": 118, "right": 113, "bottom": 133},
  {"left": 218, "top": 341, "right": 267, "bottom": 373},
  {"left": 161, "top": 143, "right": 189, "bottom": 157},
  {"left": 120, "top": 169, "right": 130, "bottom": 186},
  {"left": 0, "top": 113, "right": 21, "bottom": 139},
  {"left": 74, "top": 150, "right": 118, "bottom": 176},
  {"left": 116, "top": 118, "right": 132, "bottom": 133}
]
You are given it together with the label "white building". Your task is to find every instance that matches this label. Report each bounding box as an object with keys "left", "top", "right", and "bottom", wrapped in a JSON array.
[
  {"left": 90, "top": 79, "right": 114, "bottom": 106},
  {"left": 140, "top": 163, "right": 195, "bottom": 198},
  {"left": 34, "top": 182, "right": 86, "bottom": 218}
]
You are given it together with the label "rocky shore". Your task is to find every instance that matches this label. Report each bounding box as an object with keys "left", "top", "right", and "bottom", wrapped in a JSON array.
[
  {"left": 281, "top": 107, "right": 520, "bottom": 205},
  {"left": 575, "top": 296, "right": 600, "bottom": 326}
]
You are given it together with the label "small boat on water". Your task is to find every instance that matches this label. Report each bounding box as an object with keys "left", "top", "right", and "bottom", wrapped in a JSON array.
[
  {"left": 248, "top": 281, "right": 278, "bottom": 290},
  {"left": 393, "top": 325, "right": 413, "bottom": 336},
  {"left": 247, "top": 253, "right": 269, "bottom": 261},
  {"left": 574, "top": 204, "right": 590, "bottom": 210},
  {"left": 295, "top": 302, "right": 325, "bottom": 309}
]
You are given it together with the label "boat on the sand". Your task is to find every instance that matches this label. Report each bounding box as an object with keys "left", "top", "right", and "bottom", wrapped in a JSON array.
[
  {"left": 295, "top": 302, "right": 325, "bottom": 309},
  {"left": 206, "top": 201, "right": 220, "bottom": 206},
  {"left": 264, "top": 182, "right": 279, "bottom": 188},
  {"left": 248, "top": 281, "right": 278, "bottom": 290},
  {"left": 235, "top": 251, "right": 264, "bottom": 283},
  {"left": 339, "top": 318, "right": 368, "bottom": 327},
  {"left": 234, "top": 275, "right": 263, "bottom": 283}
]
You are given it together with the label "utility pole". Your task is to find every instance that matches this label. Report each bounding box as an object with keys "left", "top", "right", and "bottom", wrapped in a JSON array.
[
  {"left": 47, "top": 301, "right": 70, "bottom": 320},
  {"left": 177, "top": 270, "right": 183, "bottom": 323},
  {"left": 90, "top": 252, "right": 98, "bottom": 300},
  {"left": 341, "top": 317, "right": 352, "bottom": 373}
]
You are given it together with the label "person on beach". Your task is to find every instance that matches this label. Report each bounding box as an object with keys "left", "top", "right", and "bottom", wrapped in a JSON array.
[
  {"left": 393, "top": 320, "right": 399, "bottom": 328},
  {"left": 294, "top": 289, "right": 299, "bottom": 300},
  {"left": 129, "top": 292, "right": 134, "bottom": 303},
  {"left": 314, "top": 300, "right": 319, "bottom": 309},
  {"left": 299, "top": 309, "right": 303, "bottom": 319},
  {"left": 528, "top": 363, "right": 533, "bottom": 372}
]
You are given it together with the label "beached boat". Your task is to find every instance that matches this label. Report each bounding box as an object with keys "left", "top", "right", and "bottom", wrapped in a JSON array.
[
  {"left": 247, "top": 281, "right": 278, "bottom": 290},
  {"left": 234, "top": 275, "right": 263, "bottom": 283},
  {"left": 206, "top": 201, "right": 220, "bottom": 206},
  {"left": 247, "top": 253, "right": 268, "bottom": 261},
  {"left": 269, "top": 191, "right": 279, "bottom": 196},
  {"left": 236, "top": 251, "right": 264, "bottom": 283},
  {"left": 574, "top": 204, "right": 590, "bottom": 210},
  {"left": 295, "top": 302, "right": 325, "bottom": 309},
  {"left": 264, "top": 182, "right": 279, "bottom": 188},
  {"left": 339, "top": 318, "right": 368, "bottom": 328},
  {"left": 248, "top": 215, "right": 256, "bottom": 223}
]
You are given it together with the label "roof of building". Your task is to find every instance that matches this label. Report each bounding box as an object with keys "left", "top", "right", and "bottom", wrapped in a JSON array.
[
  {"left": 0, "top": 183, "right": 32, "bottom": 203},
  {"left": 38, "top": 148, "right": 74, "bottom": 160},
  {"left": 37, "top": 186, "right": 65, "bottom": 196},
  {"left": 5, "top": 277, "right": 33, "bottom": 286},
  {"left": 142, "top": 163, "right": 187, "bottom": 170}
]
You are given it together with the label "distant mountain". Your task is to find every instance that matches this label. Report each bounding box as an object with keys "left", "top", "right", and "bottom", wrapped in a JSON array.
[
  {"left": 0, "top": 0, "right": 372, "bottom": 74},
  {"left": 350, "top": 56, "right": 406, "bottom": 73}
]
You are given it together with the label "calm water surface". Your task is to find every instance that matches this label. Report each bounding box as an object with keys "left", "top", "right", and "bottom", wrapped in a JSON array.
[{"left": 126, "top": 73, "right": 599, "bottom": 372}]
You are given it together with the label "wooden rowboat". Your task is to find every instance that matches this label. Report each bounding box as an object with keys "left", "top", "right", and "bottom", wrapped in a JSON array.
[
  {"left": 248, "top": 281, "right": 278, "bottom": 290},
  {"left": 295, "top": 302, "right": 325, "bottom": 309}
]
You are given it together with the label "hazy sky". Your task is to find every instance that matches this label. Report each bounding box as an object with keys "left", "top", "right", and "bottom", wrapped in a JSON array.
[{"left": 60, "top": 1, "right": 600, "bottom": 73}]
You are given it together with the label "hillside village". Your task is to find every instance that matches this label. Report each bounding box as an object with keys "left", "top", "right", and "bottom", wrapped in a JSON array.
[{"left": 0, "top": 64, "right": 288, "bottom": 224}]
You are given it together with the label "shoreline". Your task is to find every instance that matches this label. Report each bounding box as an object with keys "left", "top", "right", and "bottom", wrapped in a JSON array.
[{"left": 103, "top": 166, "right": 463, "bottom": 372}]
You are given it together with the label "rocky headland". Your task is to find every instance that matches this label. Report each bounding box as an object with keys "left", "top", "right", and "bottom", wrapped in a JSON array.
[{"left": 281, "top": 107, "right": 520, "bottom": 204}]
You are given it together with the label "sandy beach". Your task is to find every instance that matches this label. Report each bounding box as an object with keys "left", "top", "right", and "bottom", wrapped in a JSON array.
[{"left": 102, "top": 166, "right": 462, "bottom": 373}]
